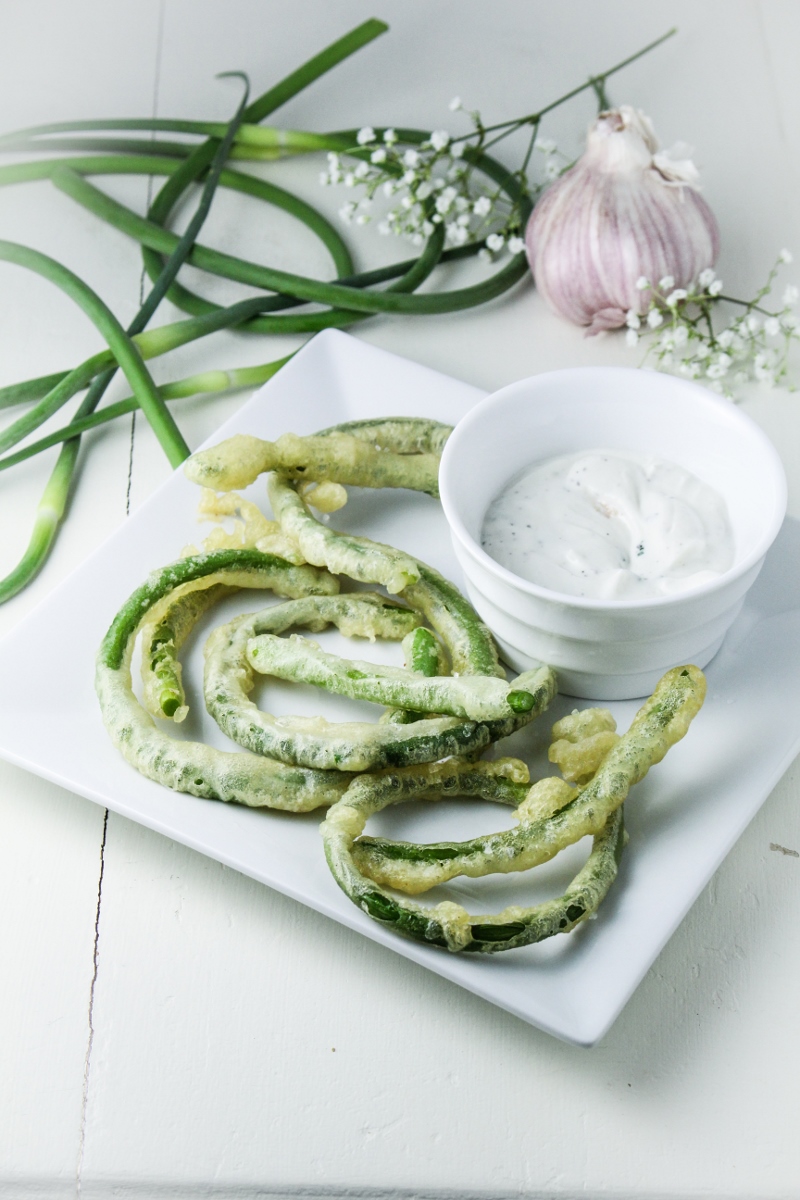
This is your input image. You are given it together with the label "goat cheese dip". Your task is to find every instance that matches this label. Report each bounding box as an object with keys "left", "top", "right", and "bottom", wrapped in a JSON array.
[{"left": 481, "top": 450, "right": 735, "bottom": 600}]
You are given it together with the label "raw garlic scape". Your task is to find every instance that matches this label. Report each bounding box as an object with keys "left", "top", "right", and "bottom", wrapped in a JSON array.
[{"left": 525, "top": 106, "right": 720, "bottom": 333}]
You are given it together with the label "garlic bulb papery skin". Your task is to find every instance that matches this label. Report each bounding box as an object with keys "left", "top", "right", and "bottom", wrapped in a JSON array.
[{"left": 525, "top": 106, "right": 720, "bottom": 334}]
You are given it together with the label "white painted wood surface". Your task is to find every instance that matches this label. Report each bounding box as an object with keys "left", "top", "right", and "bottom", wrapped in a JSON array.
[{"left": 1, "top": 2, "right": 799, "bottom": 1195}]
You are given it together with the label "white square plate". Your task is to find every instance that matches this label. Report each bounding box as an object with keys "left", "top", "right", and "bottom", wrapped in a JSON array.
[{"left": 1, "top": 328, "right": 798, "bottom": 1046}]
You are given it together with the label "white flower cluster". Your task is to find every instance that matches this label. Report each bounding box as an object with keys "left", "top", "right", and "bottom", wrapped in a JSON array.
[
  {"left": 624, "top": 254, "right": 799, "bottom": 396},
  {"left": 319, "top": 111, "right": 556, "bottom": 258}
]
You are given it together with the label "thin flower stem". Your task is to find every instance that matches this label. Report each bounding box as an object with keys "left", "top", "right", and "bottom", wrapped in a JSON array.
[
  {"left": 590, "top": 75, "right": 611, "bottom": 112},
  {"left": 716, "top": 294, "right": 776, "bottom": 317},
  {"left": 518, "top": 122, "right": 540, "bottom": 183},
  {"left": 476, "top": 125, "right": 524, "bottom": 155},
  {"left": 0, "top": 18, "right": 388, "bottom": 149},
  {"left": 459, "top": 28, "right": 677, "bottom": 138}
]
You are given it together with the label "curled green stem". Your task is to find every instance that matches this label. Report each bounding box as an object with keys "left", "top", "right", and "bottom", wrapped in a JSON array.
[
  {"left": 0, "top": 239, "right": 188, "bottom": 465},
  {"left": 55, "top": 142, "right": 526, "bottom": 319}
]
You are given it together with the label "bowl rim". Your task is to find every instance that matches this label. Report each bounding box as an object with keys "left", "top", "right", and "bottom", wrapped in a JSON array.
[{"left": 439, "top": 366, "right": 788, "bottom": 613}]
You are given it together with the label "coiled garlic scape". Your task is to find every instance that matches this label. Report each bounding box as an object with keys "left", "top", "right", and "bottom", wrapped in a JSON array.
[{"left": 525, "top": 106, "right": 720, "bottom": 334}]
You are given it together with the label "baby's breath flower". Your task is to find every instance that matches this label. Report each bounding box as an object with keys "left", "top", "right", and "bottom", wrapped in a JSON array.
[
  {"left": 658, "top": 275, "right": 675, "bottom": 290},
  {"left": 449, "top": 96, "right": 462, "bottom": 111},
  {"left": 780, "top": 248, "right": 793, "bottom": 263},
  {"left": 629, "top": 251, "right": 800, "bottom": 397},
  {"left": 446, "top": 223, "right": 469, "bottom": 246},
  {"left": 636, "top": 276, "right": 650, "bottom": 290},
  {"left": 536, "top": 138, "right": 557, "bottom": 154},
  {"left": 324, "top": 98, "right": 529, "bottom": 257},
  {"left": 477, "top": 248, "right": 493, "bottom": 263},
  {"left": 626, "top": 328, "right": 639, "bottom": 347},
  {"left": 625, "top": 311, "right": 641, "bottom": 330},
  {"left": 339, "top": 202, "right": 357, "bottom": 223},
  {"left": 435, "top": 185, "right": 457, "bottom": 215}
]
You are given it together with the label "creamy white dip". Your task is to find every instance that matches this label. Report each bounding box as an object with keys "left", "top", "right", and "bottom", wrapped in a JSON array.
[{"left": 481, "top": 450, "right": 735, "bottom": 600}]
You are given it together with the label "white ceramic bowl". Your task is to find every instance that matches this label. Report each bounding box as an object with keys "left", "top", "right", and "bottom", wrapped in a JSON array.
[{"left": 439, "top": 367, "right": 787, "bottom": 700}]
